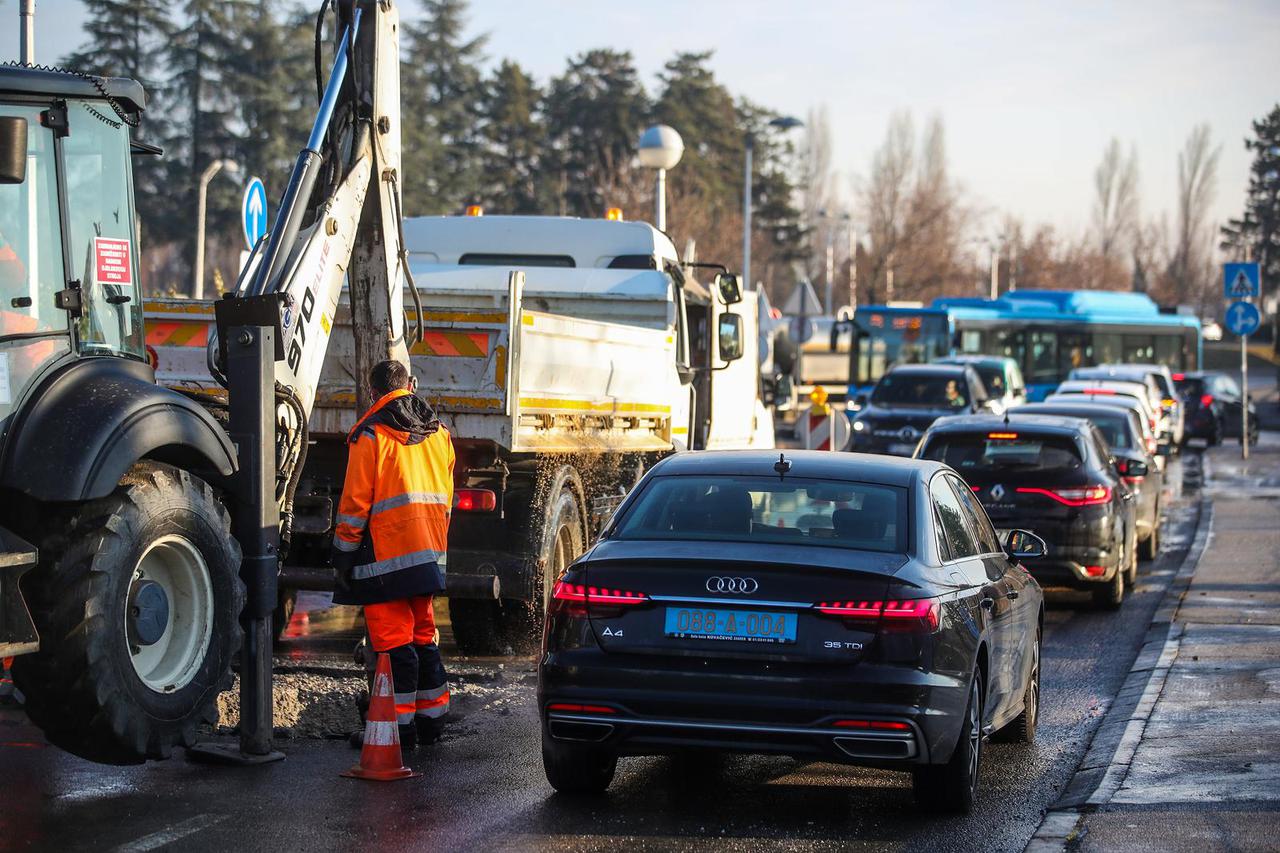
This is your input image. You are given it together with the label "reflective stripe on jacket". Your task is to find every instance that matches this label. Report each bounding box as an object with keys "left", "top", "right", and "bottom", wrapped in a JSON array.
[{"left": 331, "top": 389, "right": 455, "bottom": 606}]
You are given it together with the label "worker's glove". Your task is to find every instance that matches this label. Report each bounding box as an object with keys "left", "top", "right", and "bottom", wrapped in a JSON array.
[{"left": 331, "top": 544, "right": 357, "bottom": 594}]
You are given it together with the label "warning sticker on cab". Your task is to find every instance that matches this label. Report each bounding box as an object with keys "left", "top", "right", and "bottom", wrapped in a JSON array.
[{"left": 94, "top": 237, "right": 133, "bottom": 286}]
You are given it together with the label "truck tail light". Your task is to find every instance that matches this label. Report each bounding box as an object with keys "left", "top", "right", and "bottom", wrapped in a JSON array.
[
  {"left": 1016, "top": 485, "right": 1112, "bottom": 506},
  {"left": 454, "top": 488, "right": 496, "bottom": 512}
]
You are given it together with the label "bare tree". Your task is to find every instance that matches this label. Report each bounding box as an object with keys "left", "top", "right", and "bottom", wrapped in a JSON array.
[
  {"left": 1093, "top": 138, "right": 1140, "bottom": 259},
  {"left": 861, "top": 112, "right": 915, "bottom": 303},
  {"left": 1168, "top": 124, "right": 1221, "bottom": 307}
]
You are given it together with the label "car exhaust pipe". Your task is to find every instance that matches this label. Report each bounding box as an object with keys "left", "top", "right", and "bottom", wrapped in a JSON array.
[
  {"left": 548, "top": 719, "right": 615, "bottom": 743},
  {"left": 833, "top": 735, "right": 917, "bottom": 760}
]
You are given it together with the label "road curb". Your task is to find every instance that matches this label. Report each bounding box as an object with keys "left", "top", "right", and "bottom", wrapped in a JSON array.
[{"left": 1022, "top": 495, "right": 1214, "bottom": 852}]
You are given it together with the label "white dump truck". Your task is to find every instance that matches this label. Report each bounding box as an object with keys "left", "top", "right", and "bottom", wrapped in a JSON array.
[{"left": 146, "top": 213, "right": 772, "bottom": 652}]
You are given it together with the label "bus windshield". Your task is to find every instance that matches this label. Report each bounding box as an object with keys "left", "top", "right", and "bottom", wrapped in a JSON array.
[{"left": 850, "top": 309, "right": 950, "bottom": 387}]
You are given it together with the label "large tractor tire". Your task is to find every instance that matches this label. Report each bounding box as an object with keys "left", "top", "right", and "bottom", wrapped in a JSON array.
[
  {"left": 451, "top": 469, "right": 586, "bottom": 656},
  {"left": 13, "top": 462, "right": 243, "bottom": 764}
]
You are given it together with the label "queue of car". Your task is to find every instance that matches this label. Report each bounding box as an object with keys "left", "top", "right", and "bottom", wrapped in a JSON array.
[{"left": 537, "top": 356, "right": 1181, "bottom": 814}]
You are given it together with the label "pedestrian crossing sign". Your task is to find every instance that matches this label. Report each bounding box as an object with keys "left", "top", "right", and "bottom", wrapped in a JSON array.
[{"left": 1223, "top": 262, "right": 1260, "bottom": 299}]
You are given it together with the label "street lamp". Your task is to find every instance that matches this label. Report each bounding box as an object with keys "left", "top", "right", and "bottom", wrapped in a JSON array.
[
  {"left": 817, "top": 209, "right": 854, "bottom": 313},
  {"left": 638, "top": 124, "right": 684, "bottom": 233},
  {"left": 743, "top": 115, "right": 803, "bottom": 292},
  {"left": 194, "top": 158, "right": 241, "bottom": 299}
]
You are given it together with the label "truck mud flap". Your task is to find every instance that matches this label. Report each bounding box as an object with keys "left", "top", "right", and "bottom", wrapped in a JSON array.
[{"left": 0, "top": 526, "right": 39, "bottom": 657}]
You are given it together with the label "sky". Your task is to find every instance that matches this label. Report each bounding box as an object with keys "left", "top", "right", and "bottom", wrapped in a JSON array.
[{"left": 5, "top": 0, "right": 1278, "bottom": 243}]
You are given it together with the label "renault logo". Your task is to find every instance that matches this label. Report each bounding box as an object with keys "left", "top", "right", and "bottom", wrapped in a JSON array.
[
  {"left": 990, "top": 484, "right": 1006, "bottom": 501},
  {"left": 898, "top": 426, "right": 919, "bottom": 441},
  {"left": 706, "top": 576, "right": 758, "bottom": 594}
]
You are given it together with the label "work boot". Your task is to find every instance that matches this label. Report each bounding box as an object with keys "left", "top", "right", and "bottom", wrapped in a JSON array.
[
  {"left": 347, "top": 724, "right": 417, "bottom": 752},
  {"left": 416, "top": 716, "right": 445, "bottom": 745}
]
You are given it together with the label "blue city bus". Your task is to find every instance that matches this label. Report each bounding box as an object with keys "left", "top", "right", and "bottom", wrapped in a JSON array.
[{"left": 836, "top": 291, "right": 1202, "bottom": 403}]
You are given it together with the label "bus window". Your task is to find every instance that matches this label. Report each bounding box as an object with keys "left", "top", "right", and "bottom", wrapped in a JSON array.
[
  {"left": 1091, "top": 332, "right": 1122, "bottom": 365},
  {"left": 1154, "top": 334, "right": 1183, "bottom": 369},
  {"left": 1026, "top": 330, "right": 1058, "bottom": 384},
  {"left": 1059, "top": 331, "right": 1090, "bottom": 375},
  {"left": 1122, "top": 335, "right": 1156, "bottom": 363},
  {"left": 960, "top": 330, "right": 984, "bottom": 353}
]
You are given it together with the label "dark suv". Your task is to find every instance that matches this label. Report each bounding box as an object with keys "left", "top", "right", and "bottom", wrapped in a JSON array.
[
  {"left": 1174, "top": 371, "right": 1258, "bottom": 446},
  {"left": 916, "top": 414, "right": 1139, "bottom": 609},
  {"left": 850, "top": 364, "right": 991, "bottom": 456}
]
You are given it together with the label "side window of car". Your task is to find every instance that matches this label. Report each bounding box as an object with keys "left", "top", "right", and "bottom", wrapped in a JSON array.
[
  {"left": 930, "top": 475, "right": 977, "bottom": 560},
  {"left": 948, "top": 475, "right": 1001, "bottom": 556}
]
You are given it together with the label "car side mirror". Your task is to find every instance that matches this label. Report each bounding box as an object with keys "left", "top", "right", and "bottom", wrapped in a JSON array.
[
  {"left": 1004, "top": 529, "right": 1047, "bottom": 560},
  {"left": 1155, "top": 443, "right": 1172, "bottom": 457},
  {"left": 1117, "top": 458, "right": 1149, "bottom": 478},
  {"left": 851, "top": 392, "right": 869, "bottom": 410},
  {"left": 714, "top": 272, "right": 743, "bottom": 305},
  {"left": 718, "top": 313, "right": 744, "bottom": 362},
  {"left": 0, "top": 116, "right": 28, "bottom": 185}
]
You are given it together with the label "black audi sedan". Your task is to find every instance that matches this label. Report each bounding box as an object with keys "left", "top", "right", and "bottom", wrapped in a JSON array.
[
  {"left": 916, "top": 415, "right": 1138, "bottom": 609},
  {"left": 538, "top": 450, "right": 1045, "bottom": 813},
  {"left": 1174, "top": 370, "right": 1259, "bottom": 446},
  {"left": 849, "top": 364, "right": 992, "bottom": 456}
]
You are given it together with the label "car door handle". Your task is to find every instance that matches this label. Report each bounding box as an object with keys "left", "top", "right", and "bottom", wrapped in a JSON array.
[{"left": 980, "top": 597, "right": 995, "bottom": 611}]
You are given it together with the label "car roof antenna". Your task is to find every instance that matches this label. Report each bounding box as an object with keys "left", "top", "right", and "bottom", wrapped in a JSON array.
[{"left": 774, "top": 453, "right": 792, "bottom": 479}]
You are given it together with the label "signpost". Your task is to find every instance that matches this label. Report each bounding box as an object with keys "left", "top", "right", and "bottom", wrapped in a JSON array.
[
  {"left": 1222, "top": 262, "right": 1262, "bottom": 460},
  {"left": 241, "top": 177, "right": 268, "bottom": 251}
]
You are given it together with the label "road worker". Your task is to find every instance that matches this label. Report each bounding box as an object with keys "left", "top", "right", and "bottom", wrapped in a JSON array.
[{"left": 332, "top": 359, "right": 454, "bottom": 750}]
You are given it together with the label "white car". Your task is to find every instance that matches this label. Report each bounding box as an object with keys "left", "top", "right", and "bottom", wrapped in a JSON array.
[
  {"left": 1054, "top": 379, "right": 1167, "bottom": 446},
  {"left": 1070, "top": 365, "right": 1184, "bottom": 447}
]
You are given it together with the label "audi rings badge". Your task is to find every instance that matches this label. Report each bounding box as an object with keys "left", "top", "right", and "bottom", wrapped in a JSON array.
[{"left": 706, "top": 576, "right": 759, "bottom": 594}]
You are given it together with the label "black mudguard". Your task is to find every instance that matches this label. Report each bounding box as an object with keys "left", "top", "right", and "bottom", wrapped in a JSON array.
[{"left": 0, "top": 358, "right": 236, "bottom": 502}]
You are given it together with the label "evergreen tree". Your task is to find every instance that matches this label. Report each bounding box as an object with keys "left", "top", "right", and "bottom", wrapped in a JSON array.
[
  {"left": 233, "top": 2, "right": 320, "bottom": 201},
  {"left": 477, "top": 60, "right": 548, "bottom": 213},
  {"left": 165, "top": 0, "right": 249, "bottom": 252},
  {"left": 63, "top": 1, "right": 176, "bottom": 260},
  {"left": 738, "top": 98, "right": 805, "bottom": 270},
  {"left": 400, "top": 0, "right": 488, "bottom": 215},
  {"left": 1221, "top": 105, "right": 1280, "bottom": 293},
  {"left": 544, "top": 49, "right": 649, "bottom": 217},
  {"left": 652, "top": 52, "right": 743, "bottom": 212}
]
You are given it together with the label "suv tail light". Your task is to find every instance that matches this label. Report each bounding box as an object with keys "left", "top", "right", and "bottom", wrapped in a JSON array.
[
  {"left": 1200, "top": 393, "right": 1214, "bottom": 408},
  {"left": 815, "top": 598, "right": 940, "bottom": 632},
  {"left": 1016, "top": 485, "right": 1112, "bottom": 506},
  {"left": 549, "top": 581, "right": 649, "bottom": 618}
]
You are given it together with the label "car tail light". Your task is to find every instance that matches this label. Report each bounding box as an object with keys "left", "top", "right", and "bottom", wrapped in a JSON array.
[
  {"left": 987, "top": 432, "right": 1018, "bottom": 440},
  {"left": 1084, "top": 565, "right": 1106, "bottom": 577},
  {"left": 1172, "top": 372, "right": 1185, "bottom": 381},
  {"left": 815, "top": 598, "right": 940, "bottom": 632},
  {"left": 454, "top": 488, "right": 497, "bottom": 512},
  {"left": 549, "top": 581, "right": 649, "bottom": 618},
  {"left": 1200, "top": 394, "right": 1214, "bottom": 408},
  {"left": 1016, "top": 485, "right": 1112, "bottom": 507},
  {"left": 546, "top": 703, "right": 616, "bottom": 715},
  {"left": 1115, "top": 460, "right": 1144, "bottom": 484},
  {"left": 833, "top": 719, "right": 911, "bottom": 731},
  {"left": 1161, "top": 397, "right": 1176, "bottom": 409},
  {"left": 1083, "top": 388, "right": 1116, "bottom": 395}
]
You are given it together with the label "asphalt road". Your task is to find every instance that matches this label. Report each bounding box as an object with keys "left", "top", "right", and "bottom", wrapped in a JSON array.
[{"left": 0, "top": 445, "right": 1216, "bottom": 853}]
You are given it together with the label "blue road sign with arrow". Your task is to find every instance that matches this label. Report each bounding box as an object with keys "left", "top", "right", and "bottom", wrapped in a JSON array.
[
  {"left": 241, "top": 177, "right": 268, "bottom": 250},
  {"left": 1223, "top": 262, "right": 1260, "bottom": 299},
  {"left": 1225, "top": 300, "right": 1261, "bottom": 337}
]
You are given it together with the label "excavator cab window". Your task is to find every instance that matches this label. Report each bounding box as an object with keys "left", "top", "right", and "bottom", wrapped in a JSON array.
[
  {"left": 63, "top": 100, "right": 143, "bottom": 360},
  {"left": 0, "top": 102, "right": 70, "bottom": 427}
]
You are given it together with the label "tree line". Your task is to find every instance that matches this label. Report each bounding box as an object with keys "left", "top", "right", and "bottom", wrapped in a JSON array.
[
  {"left": 64, "top": 0, "right": 804, "bottom": 298},
  {"left": 64, "top": 1, "right": 1279, "bottom": 320}
]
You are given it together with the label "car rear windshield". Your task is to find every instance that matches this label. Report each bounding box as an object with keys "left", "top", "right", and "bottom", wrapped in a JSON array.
[
  {"left": 921, "top": 432, "right": 1083, "bottom": 473},
  {"left": 1028, "top": 409, "right": 1133, "bottom": 449},
  {"left": 612, "top": 476, "right": 907, "bottom": 553},
  {"left": 1175, "top": 377, "right": 1205, "bottom": 399},
  {"left": 872, "top": 372, "right": 968, "bottom": 408}
]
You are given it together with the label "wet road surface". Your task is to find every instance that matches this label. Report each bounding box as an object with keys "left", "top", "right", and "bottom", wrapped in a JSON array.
[{"left": 0, "top": 451, "right": 1212, "bottom": 851}]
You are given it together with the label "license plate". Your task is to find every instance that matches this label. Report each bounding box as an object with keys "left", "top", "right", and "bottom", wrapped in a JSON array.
[
  {"left": 664, "top": 607, "right": 796, "bottom": 644},
  {"left": 888, "top": 442, "right": 917, "bottom": 455}
]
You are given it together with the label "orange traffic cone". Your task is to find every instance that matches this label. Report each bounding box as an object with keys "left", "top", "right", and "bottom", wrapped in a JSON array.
[{"left": 341, "top": 652, "right": 419, "bottom": 781}]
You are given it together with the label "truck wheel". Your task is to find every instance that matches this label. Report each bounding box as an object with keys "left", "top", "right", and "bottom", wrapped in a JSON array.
[{"left": 13, "top": 462, "right": 243, "bottom": 764}]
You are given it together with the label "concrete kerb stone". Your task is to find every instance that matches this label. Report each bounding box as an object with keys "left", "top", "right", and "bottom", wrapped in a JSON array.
[{"left": 1022, "top": 497, "right": 1214, "bottom": 852}]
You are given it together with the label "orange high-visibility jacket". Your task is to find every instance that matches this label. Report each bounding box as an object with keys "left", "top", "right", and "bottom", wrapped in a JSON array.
[{"left": 331, "top": 389, "right": 455, "bottom": 606}]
